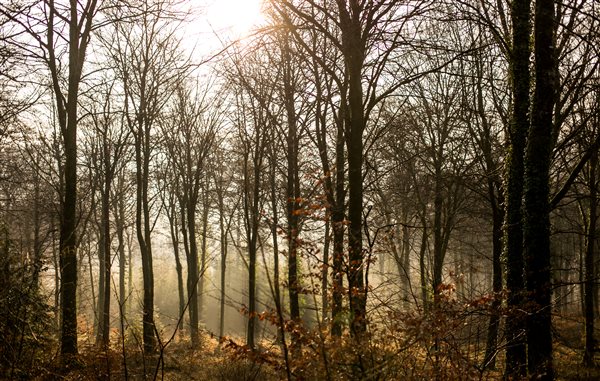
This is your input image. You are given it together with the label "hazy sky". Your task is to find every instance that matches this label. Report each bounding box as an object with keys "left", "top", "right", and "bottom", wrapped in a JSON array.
[{"left": 181, "top": 0, "right": 265, "bottom": 56}]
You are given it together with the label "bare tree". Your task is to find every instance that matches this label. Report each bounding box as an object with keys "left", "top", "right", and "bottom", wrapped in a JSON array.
[
  {"left": 106, "top": 0, "right": 189, "bottom": 353},
  {"left": 1, "top": 0, "right": 101, "bottom": 359},
  {"left": 273, "top": 0, "right": 435, "bottom": 337},
  {"left": 161, "top": 81, "right": 219, "bottom": 347},
  {"left": 210, "top": 139, "right": 238, "bottom": 341},
  {"left": 157, "top": 160, "right": 186, "bottom": 336},
  {"left": 82, "top": 76, "right": 130, "bottom": 347}
]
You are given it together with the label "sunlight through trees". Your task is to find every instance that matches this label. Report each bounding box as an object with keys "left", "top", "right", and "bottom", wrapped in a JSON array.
[{"left": 1, "top": 0, "right": 599, "bottom": 379}]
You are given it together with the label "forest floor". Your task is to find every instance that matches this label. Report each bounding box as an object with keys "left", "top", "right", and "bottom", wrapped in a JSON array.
[
  {"left": 34, "top": 332, "right": 280, "bottom": 381},
  {"left": 551, "top": 315, "right": 600, "bottom": 381},
  {"left": 22, "top": 318, "right": 600, "bottom": 380}
]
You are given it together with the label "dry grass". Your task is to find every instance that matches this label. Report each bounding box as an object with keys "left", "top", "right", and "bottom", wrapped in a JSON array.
[
  {"left": 552, "top": 315, "right": 600, "bottom": 380},
  {"left": 22, "top": 317, "right": 600, "bottom": 380},
  {"left": 32, "top": 333, "right": 277, "bottom": 381}
]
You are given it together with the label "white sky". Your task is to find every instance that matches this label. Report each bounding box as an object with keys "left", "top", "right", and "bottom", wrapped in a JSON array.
[{"left": 180, "top": 0, "right": 266, "bottom": 57}]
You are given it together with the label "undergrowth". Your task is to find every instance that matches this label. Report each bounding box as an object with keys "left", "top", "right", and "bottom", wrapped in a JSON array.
[{"left": 5, "top": 296, "right": 600, "bottom": 380}]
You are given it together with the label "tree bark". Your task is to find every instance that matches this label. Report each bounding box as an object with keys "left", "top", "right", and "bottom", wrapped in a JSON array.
[
  {"left": 185, "top": 197, "right": 200, "bottom": 347},
  {"left": 95, "top": 214, "right": 105, "bottom": 344},
  {"left": 339, "top": 0, "right": 368, "bottom": 336},
  {"left": 99, "top": 179, "right": 111, "bottom": 347},
  {"left": 166, "top": 195, "right": 185, "bottom": 336},
  {"left": 419, "top": 216, "right": 429, "bottom": 312},
  {"left": 45, "top": 0, "right": 99, "bottom": 359},
  {"left": 504, "top": 0, "right": 531, "bottom": 377},
  {"left": 282, "top": 32, "right": 301, "bottom": 330},
  {"left": 114, "top": 177, "right": 128, "bottom": 334},
  {"left": 331, "top": 118, "right": 346, "bottom": 336},
  {"left": 243, "top": 113, "right": 265, "bottom": 349},
  {"left": 523, "top": 0, "right": 557, "bottom": 377},
  {"left": 215, "top": 166, "right": 228, "bottom": 341},
  {"left": 583, "top": 150, "right": 597, "bottom": 366},
  {"left": 432, "top": 164, "right": 444, "bottom": 303},
  {"left": 483, "top": 184, "right": 504, "bottom": 369},
  {"left": 199, "top": 188, "right": 210, "bottom": 325},
  {"left": 322, "top": 220, "right": 330, "bottom": 316},
  {"left": 134, "top": 115, "right": 156, "bottom": 354}
]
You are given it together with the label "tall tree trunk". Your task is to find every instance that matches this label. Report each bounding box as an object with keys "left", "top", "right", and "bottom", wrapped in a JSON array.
[
  {"left": 345, "top": 50, "right": 367, "bottom": 338},
  {"left": 135, "top": 121, "right": 155, "bottom": 354},
  {"left": 167, "top": 199, "right": 185, "bottom": 335},
  {"left": 32, "top": 171, "right": 42, "bottom": 288},
  {"left": 419, "top": 217, "right": 429, "bottom": 312},
  {"left": 199, "top": 190, "right": 210, "bottom": 325},
  {"left": 337, "top": 0, "right": 367, "bottom": 337},
  {"left": 217, "top": 181, "right": 228, "bottom": 340},
  {"left": 310, "top": 39, "right": 345, "bottom": 336},
  {"left": 244, "top": 133, "right": 263, "bottom": 349},
  {"left": 52, "top": 220, "right": 60, "bottom": 328},
  {"left": 432, "top": 164, "right": 444, "bottom": 304},
  {"left": 331, "top": 120, "right": 346, "bottom": 336},
  {"left": 504, "top": 0, "right": 531, "bottom": 377},
  {"left": 127, "top": 231, "right": 133, "bottom": 320},
  {"left": 401, "top": 218, "right": 411, "bottom": 305},
  {"left": 595, "top": 254, "right": 600, "bottom": 319},
  {"left": 186, "top": 198, "right": 200, "bottom": 347},
  {"left": 583, "top": 151, "right": 597, "bottom": 366},
  {"left": 524, "top": 0, "right": 556, "bottom": 377},
  {"left": 115, "top": 188, "right": 127, "bottom": 334},
  {"left": 269, "top": 143, "right": 290, "bottom": 369},
  {"left": 59, "top": 105, "right": 78, "bottom": 358},
  {"left": 58, "top": 49, "right": 79, "bottom": 359},
  {"left": 54, "top": 2, "right": 85, "bottom": 357},
  {"left": 219, "top": 225, "right": 227, "bottom": 341},
  {"left": 99, "top": 181, "right": 111, "bottom": 347},
  {"left": 315, "top": 108, "right": 345, "bottom": 337},
  {"left": 96, "top": 218, "right": 105, "bottom": 344},
  {"left": 247, "top": 199, "right": 258, "bottom": 349},
  {"left": 45, "top": 0, "right": 98, "bottom": 359},
  {"left": 483, "top": 185, "right": 504, "bottom": 369},
  {"left": 268, "top": 145, "right": 282, "bottom": 325},
  {"left": 283, "top": 35, "right": 301, "bottom": 331},
  {"left": 322, "top": 220, "right": 330, "bottom": 316}
]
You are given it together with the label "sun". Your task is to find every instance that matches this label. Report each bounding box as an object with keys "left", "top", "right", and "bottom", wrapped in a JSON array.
[
  {"left": 178, "top": 0, "right": 266, "bottom": 56},
  {"left": 206, "top": 0, "right": 265, "bottom": 38}
]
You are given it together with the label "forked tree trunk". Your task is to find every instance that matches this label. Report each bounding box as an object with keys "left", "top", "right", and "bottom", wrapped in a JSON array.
[
  {"left": 337, "top": 1, "right": 367, "bottom": 337},
  {"left": 47, "top": 0, "right": 97, "bottom": 357}
]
